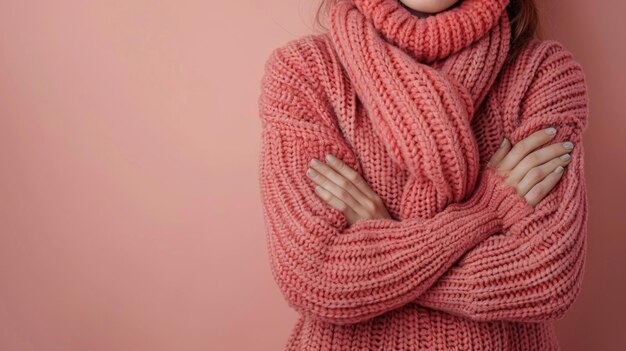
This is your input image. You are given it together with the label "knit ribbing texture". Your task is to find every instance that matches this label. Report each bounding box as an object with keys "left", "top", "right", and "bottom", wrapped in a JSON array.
[{"left": 257, "top": 0, "right": 590, "bottom": 349}]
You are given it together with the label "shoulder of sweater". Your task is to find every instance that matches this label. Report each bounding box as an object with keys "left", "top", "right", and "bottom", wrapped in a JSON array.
[
  {"left": 260, "top": 33, "right": 350, "bottom": 130},
  {"left": 494, "top": 37, "right": 588, "bottom": 96},
  {"left": 263, "top": 33, "right": 334, "bottom": 72},
  {"left": 491, "top": 37, "right": 590, "bottom": 128}
]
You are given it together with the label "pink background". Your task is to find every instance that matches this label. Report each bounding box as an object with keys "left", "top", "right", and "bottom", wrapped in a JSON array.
[{"left": 0, "top": 0, "right": 623, "bottom": 350}]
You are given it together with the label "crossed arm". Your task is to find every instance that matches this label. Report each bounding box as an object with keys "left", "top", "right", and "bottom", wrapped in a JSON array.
[{"left": 257, "top": 40, "right": 589, "bottom": 325}]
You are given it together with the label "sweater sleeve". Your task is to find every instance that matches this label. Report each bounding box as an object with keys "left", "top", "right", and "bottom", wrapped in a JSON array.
[
  {"left": 257, "top": 44, "right": 533, "bottom": 325},
  {"left": 411, "top": 40, "right": 590, "bottom": 323}
]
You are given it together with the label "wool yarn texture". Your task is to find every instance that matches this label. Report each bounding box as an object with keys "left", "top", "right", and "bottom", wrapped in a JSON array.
[{"left": 257, "top": 0, "right": 590, "bottom": 349}]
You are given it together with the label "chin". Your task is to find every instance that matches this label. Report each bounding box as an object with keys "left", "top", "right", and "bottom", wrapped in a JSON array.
[{"left": 399, "top": 0, "right": 460, "bottom": 14}]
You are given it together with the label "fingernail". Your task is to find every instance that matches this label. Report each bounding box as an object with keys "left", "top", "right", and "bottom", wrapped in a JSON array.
[
  {"left": 555, "top": 166, "right": 564, "bottom": 174},
  {"left": 563, "top": 141, "right": 574, "bottom": 149},
  {"left": 545, "top": 127, "right": 557, "bottom": 135},
  {"left": 499, "top": 137, "right": 507, "bottom": 148},
  {"left": 310, "top": 159, "right": 320, "bottom": 167},
  {"left": 325, "top": 153, "right": 335, "bottom": 164},
  {"left": 560, "top": 153, "right": 571, "bottom": 161}
]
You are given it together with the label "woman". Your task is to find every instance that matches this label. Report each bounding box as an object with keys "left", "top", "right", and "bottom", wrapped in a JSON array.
[{"left": 257, "top": 0, "right": 589, "bottom": 349}]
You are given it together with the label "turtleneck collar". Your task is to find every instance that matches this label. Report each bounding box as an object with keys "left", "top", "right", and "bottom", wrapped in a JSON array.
[{"left": 349, "top": 0, "right": 510, "bottom": 62}]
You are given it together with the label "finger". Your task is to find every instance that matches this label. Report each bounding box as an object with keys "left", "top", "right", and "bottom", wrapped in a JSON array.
[
  {"left": 523, "top": 165, "right": 567, "bottom": 207},
  {"left": 509, "top": 141, "right": 574, "bottom": 184},
  {"left": 313, "top": 184, "right": 359, "bottom": 219},
  {"left": 488, "top": 137, "right": 512, "bottom": 168},
  {"left": 324, "top": 154, "right": 385, "bottom": 218},
  {"left": 307, "top": 161, "right": 369, "bottom": 217},
  {"left": 307, "top": 169, "right": 372, "bottom": 219},
  {"left": 498, "top": 127, "right": 558, "bottom": 172},
  {"left": 517, "top": 153, "right": 571, "bottom": 196},
  {"left": 310, "top": 171, "right": 371, "bottom": 225},
  {"left": 310, "top": 157, "right": 373, "bottom": 209},
  {"left": 324, "top": 153, "right": 380, "bottom": 200}
]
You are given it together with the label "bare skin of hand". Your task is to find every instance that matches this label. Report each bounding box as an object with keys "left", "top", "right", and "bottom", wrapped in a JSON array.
[
  {"left": 306, "top": 155, "right": 392, "bottom": 226},
  {"left": 306, "top": 127, "right": 573, "bottom": 226},
  {"left": 488, "top": 127, "right": 574, "bottom": 207}
]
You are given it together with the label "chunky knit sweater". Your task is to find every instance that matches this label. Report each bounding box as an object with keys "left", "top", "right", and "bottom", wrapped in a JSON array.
[{"left": 257, "top": 0, "right": 590, "bottom": 349}]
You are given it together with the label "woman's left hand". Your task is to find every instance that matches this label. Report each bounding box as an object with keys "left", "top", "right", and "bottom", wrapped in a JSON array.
[{"left": 306, "top": 153, "right": 393, "bottom": 226}]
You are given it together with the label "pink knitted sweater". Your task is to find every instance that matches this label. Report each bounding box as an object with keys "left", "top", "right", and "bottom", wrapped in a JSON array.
[{"left": 257, "top": 0, "right": 589, "bottom": 349}]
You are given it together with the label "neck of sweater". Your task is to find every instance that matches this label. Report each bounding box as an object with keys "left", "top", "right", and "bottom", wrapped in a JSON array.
[{"left": 350, "top": 0, "right": 510, "bottom": 62}]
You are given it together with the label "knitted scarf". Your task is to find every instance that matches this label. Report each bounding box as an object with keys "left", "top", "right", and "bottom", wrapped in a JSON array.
[{"left": 328, "top": 0, "right": 511, "bottom": 219}]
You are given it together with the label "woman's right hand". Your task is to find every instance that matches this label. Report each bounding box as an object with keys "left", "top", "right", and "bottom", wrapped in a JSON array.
[{"left": 488, "top": 127, "right": 574, "bottom": 207}]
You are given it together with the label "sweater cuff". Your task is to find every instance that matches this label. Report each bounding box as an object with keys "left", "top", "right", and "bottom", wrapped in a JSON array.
[{"left": 481, "top": 164, "right": 536, "bottom": 230}]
